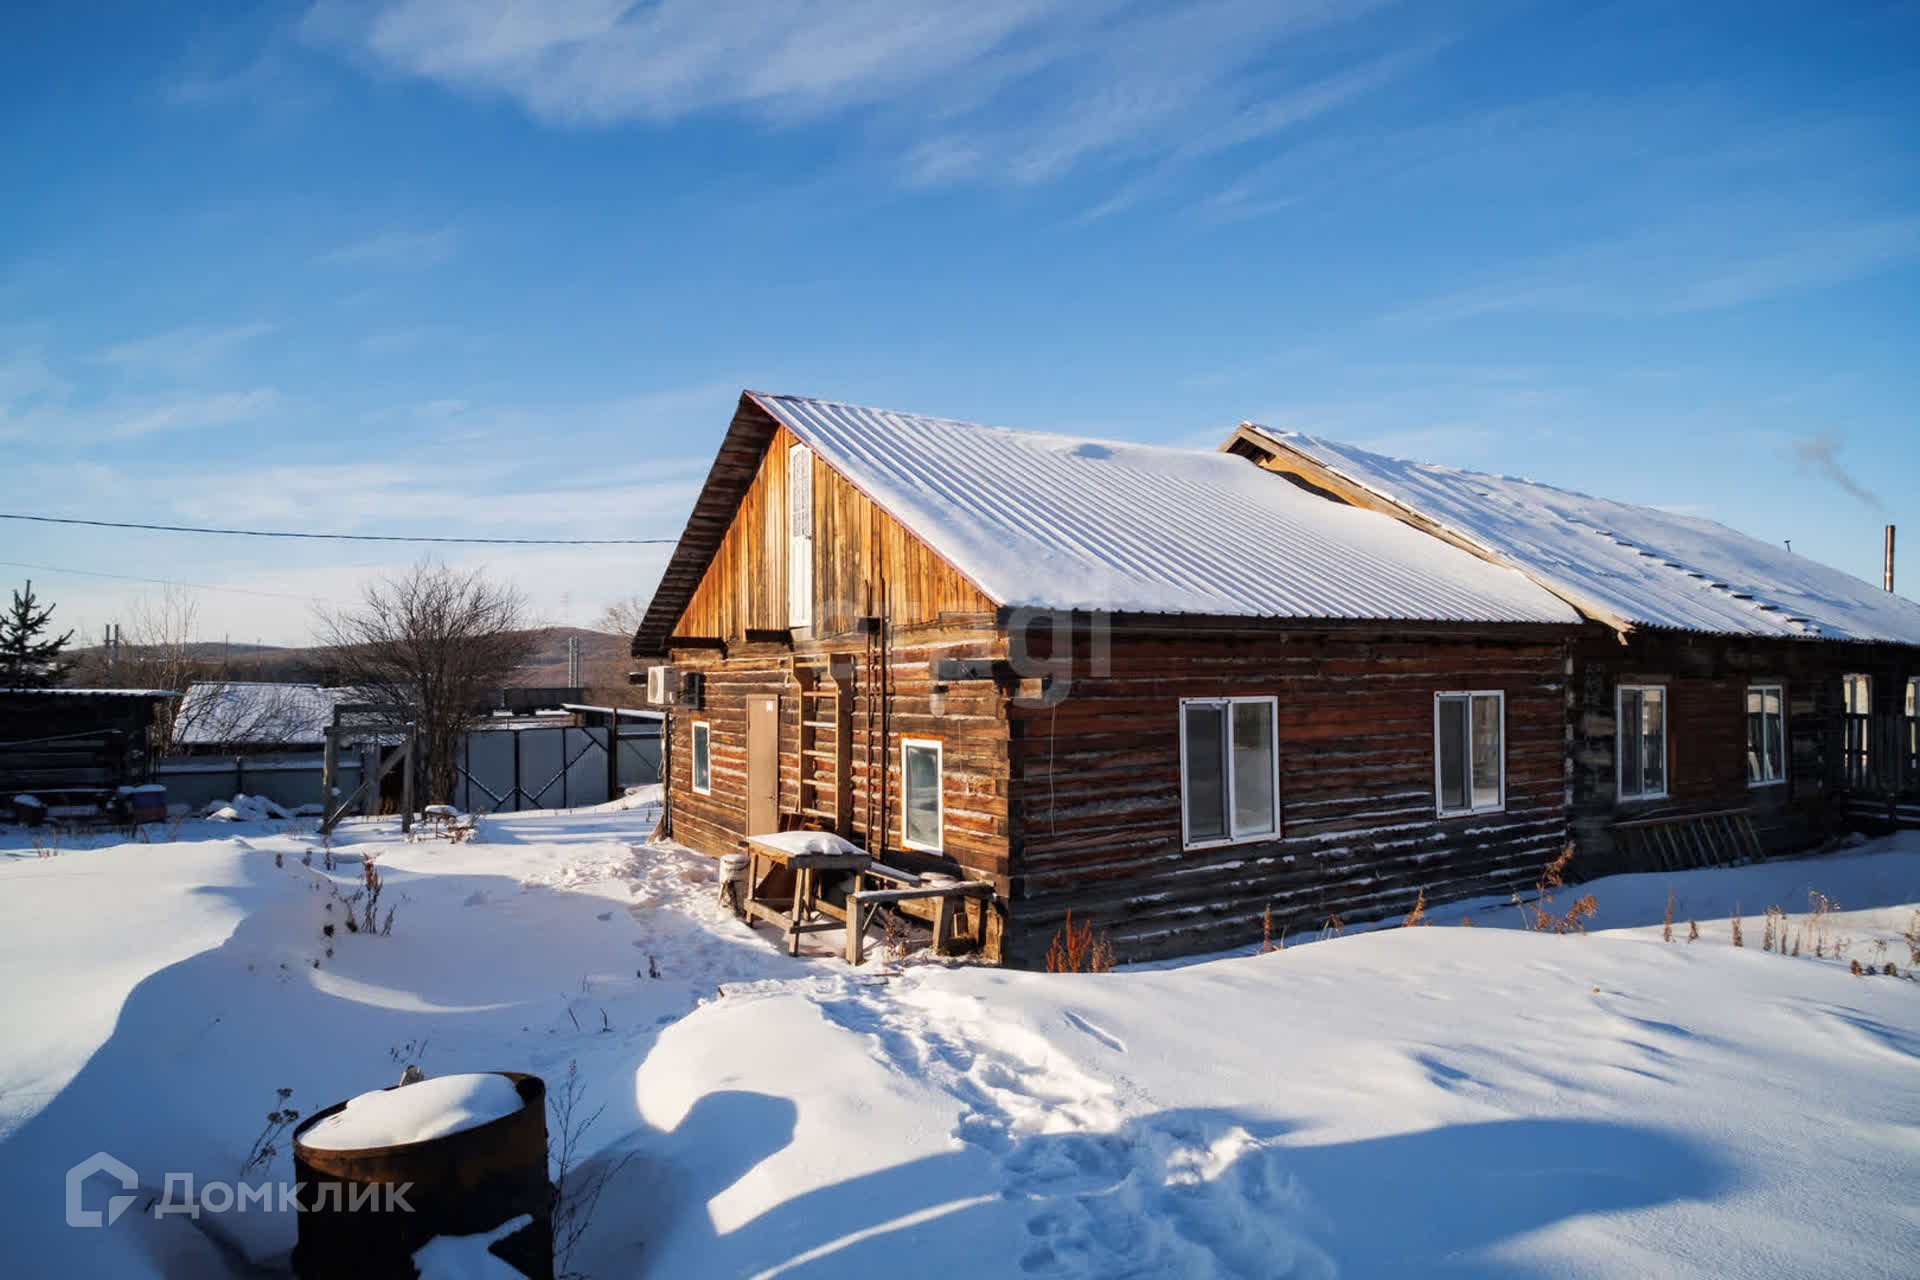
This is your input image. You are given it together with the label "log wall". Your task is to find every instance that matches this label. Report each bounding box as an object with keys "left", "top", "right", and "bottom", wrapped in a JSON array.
[
  {"left": 1570, "top": 633, "right": 1920, "bottom": 869},
  {"left": 665, "top": 626, "right": 1015, "bottom": 958},
  {"left": 1000, "top": 627, "right": 1573, "bottom": 966}
]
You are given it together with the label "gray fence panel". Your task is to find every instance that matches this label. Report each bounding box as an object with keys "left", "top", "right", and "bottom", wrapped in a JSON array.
[
  {"left": 462, "top": 731, "right": 518, "bottom": 813},
  {"left": 563, "top": 726, "right": 611, "bottom": 809},
  {"left": 518, "top": 727, "right": 568, "bottom": 808}
]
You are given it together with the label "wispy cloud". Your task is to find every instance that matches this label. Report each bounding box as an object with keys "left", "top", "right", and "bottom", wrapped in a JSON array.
[
  {"left": 100, "top": 322, "right": 275, "bottom": 378},
  {"left": 1791, "top": 430, "right": 1885, "bottom": 512},
  {"left": 316, "top": 226, "right": 459, "bottom": 268},
  {"left": 307, "top": 0, "right": 1404, "bottom": 187},
  {"left": 1391, "top": 212, "right": 1920, "bottom": 323},
  {"left": 105, "top": 388, "right": 281, "bottom": 440}
]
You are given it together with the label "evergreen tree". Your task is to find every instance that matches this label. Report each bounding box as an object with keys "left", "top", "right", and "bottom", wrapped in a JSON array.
[{"left": 1, "top": 579, "right": 75, "bottom": 688}]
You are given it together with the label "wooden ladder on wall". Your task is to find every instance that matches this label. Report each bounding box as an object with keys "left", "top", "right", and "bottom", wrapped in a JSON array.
[
  {"left": 1611, "top": 808, "right": 1764, "bottom": 873},
  {"left": 796, "top": 662, "right": 855, "bottom": 834}
]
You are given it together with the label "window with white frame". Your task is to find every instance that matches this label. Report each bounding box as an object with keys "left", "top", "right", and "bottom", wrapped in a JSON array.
[
  {"left": 1179, "top": 696, "right": 1279, "bottom": 847},
  {"left": 1617, "top": 684, "right": 1667, "bottom": 800},
  {"left": 1842, "top": 674, "right": 1871, "bottom": 789},
  {"left": 1746, "top": 685, "right": 1785, "bottom": 785},
  {"left": 788, "top": 443, "right": 814, "bottom": 628},
  {"left": 691, "top": 720, "right": 712, "bottom": 795},
  {"left": 1906, "top": 677, "right": 1919, "bottom": 787},
  {"left": 1434, "top": 691, "right": 1504, "bottom": 815},
  {"left": 901, "top": 738, "right": 943, "bottom": 852}
]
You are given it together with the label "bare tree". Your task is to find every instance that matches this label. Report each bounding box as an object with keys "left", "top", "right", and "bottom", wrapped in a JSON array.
[
  {"left": 595, "top": 593, "right": 648, "bottom": 640},
  {"left": 318, "top": 562, "right": 535, "bottom": 805},
  {"left": 74, "top": 587, "right": 212, "bottom": 754}
]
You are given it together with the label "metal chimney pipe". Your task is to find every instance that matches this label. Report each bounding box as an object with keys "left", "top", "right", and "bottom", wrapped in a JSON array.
[{"left": 1886, "top": 524, "right": 1896, "bottom": 592}]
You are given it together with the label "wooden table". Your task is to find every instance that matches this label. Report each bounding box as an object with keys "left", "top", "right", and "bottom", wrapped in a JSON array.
[{"left": 742, "top": 836, "right": 871, "bottom": 956}]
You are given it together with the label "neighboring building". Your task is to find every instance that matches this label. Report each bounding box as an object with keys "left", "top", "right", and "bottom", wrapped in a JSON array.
[
  {"left": 169, "top": 682, "right": 643, "bottom": 815},
  {"left": 1, "top": 688, "right": 180, "bottom": 816},
  {"left": 633, "top": 392, "right": 1586, "bottom": 965},
  {"left": 1223, "top": 425, "right": 1920, "bottom": 865}
]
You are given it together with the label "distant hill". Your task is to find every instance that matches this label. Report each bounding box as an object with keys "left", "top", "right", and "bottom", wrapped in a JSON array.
[{"left": 68, "top": 626, "right": 638, "bottom": 698}]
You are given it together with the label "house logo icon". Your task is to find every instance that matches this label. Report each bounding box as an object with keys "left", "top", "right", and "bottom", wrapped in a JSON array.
[{"left": 66, "top": 1152, "right": 139, "bottom": 1228}]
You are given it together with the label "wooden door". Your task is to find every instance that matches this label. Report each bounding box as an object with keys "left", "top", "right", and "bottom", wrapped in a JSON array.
[{"left": 747, "top": 695, "right": 779, "bottom": 836}]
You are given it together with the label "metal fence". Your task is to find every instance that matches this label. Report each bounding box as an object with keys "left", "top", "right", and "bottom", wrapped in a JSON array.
[{"left": 155, "top": 753, "right": 362, "bottom": 813}]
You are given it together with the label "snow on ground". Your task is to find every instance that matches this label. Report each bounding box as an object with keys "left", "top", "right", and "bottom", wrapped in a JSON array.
[{"left": 2, "top": 807, "right": 1916, "bottom": 1278}]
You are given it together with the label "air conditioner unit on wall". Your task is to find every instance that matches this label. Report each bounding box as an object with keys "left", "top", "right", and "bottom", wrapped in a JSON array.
[{"left": 646, "top": 665, "right": 681, "bottom": 706}]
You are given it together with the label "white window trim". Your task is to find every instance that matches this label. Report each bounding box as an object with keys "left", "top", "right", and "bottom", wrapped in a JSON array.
[
  {"left": 1433, "top": 690, "right": 1507, "bottom": 817},
  {"left": 1746, "top": 683, "right": 1787, "bottom": 789},
  {"left": 1616, "top": 683, "right": 1669, "bottom": 802},
  {"left": 901, "top": 737, "right": 944, "bottom": 853},
  {"left": 690, "top": 720, "right": 712, "bottom": 795},
  {"left": 1178, "top": 695, "right": 1281, "bottom": 851},
  {"left": 788, "top": 443, "right": 813, "bottom": 629}
]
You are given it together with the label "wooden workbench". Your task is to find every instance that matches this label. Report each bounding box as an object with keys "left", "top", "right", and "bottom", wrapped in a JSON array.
[{"left": 741, "top": 834, "right": 871, "bottom": 956}]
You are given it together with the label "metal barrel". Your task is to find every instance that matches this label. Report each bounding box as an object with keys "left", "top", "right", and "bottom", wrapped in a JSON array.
[{"left": 290, "top": 1071, "right": 553, "bottom": 1280}]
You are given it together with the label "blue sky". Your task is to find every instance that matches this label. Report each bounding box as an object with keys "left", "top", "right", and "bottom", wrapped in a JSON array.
[{"left": 3, "top": 0, "right": 1916, "bottom": 648}]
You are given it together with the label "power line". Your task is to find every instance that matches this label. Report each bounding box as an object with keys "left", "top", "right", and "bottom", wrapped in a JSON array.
[
  {"left": 0, "top": 559, "right": 344, "bottom": 604},
  {"left": 0, "top": 511, "right": 676, "bottom": 545}
]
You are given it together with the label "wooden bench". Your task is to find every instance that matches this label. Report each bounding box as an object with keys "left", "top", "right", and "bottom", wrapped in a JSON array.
[{"left": 844, "top": 880, "right": 995, "bottom": 965}]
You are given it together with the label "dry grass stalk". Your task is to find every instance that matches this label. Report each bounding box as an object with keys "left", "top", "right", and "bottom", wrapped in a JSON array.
[
  {"left": 1402, "top": 887, "right": 1428, "bottom": 928},
  {"left": 1687, "top": 918, "right": 1699, "bottom": 942},
  {"left": 1807, "top": 891, "right": 1837, "bottom": 958},
  {"left": 1731, "top": 904, "right": 1743, "bottom": 948},
  {"left": 1514, "top": 847, "right": 1594, "bottom": 934},
  {"left": 1261, "top": 902, "right": 1284, "bottom": 953},
  {"left": 1044, "top": 910, "right": 1115, "bottom": 974},
  {"left": 1662, "top": 889, "right": 1674, "bottom": 943},
  {"left": 1905, "top": 910, "right": 1920, "bottom": 967},
  {"left": 1762, "top": 905, "right": 1787, "bottom": 953}
]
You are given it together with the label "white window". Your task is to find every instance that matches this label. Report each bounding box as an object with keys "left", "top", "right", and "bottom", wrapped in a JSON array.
[
  {"left": 1434, "top": 691, "right": 1504, "bottom": 815},
  {"left": 1906, "top": 677, "right": 1919, "bottom": 786},
  {"left": 1843, "top": 674, "right": 1871, "bottom": 789},
  {"left": 1617, "top": 684, "right": 1667, "bottom": 800},
  {"left": 691, "top": 720, "right": 712, "bottom": 795},
  {"left": 1179, "top": 696, "right": 1280, "bottom": 848},
  {"left": 902, "top": 738, "right": 943, "bottom": 852},
  {"left": 788, "top": 443, "right": 813, "bottom": 629},
  {"left": 1746, "top": 685, "right": 1786, "bottom": 786}
]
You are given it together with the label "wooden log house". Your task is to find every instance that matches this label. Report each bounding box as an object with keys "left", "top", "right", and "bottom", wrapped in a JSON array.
[
  {"left": 1223, "top": 425, "right": 1920, "bottom": 870},
  {"left": 632, "top": 393, "right": 1588, "bottom": 965}
]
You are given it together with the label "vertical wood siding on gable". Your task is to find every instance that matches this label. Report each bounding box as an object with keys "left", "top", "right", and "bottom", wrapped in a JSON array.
[{"left": 674, "top": 425, "right": 996, "bottom": 643}]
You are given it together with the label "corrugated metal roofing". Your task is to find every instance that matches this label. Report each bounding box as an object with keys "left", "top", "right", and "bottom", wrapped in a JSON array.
[
  {"left": 750, "top": 393, "right": 1580, "bottom": 626},
  {"left": 173, "top": 683, "right": 346, "bottom": 746},
  {"left": 1246, "top": 426, "right": 1920, "bottom": 645}
]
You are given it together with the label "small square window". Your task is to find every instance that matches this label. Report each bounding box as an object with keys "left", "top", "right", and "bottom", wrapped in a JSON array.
[{"left": 1179, "top": 696, "right": 1280, "bottom": 848}]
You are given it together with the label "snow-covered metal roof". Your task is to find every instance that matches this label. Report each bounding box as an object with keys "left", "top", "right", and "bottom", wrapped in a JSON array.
[
  {"left": 1242, "top": 425, "right": 1920, "bottom": 645},
  {"left": 0, "top": 687, "right": 180, "bottom": 698},
  {"left": 173, "top": 683, "right": 346, "bottom": 746},
  {"left": 751, "top": 393, "right": 1580, "bottom": 626}
]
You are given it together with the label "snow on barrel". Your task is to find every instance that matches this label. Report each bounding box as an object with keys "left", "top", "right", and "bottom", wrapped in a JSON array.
[
  {"left": 300, "top": 1073, "right": 525, "bottom": 1151},
  {"left": 291, "top": 1071, "right": 553, "bottom": 1280}
]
